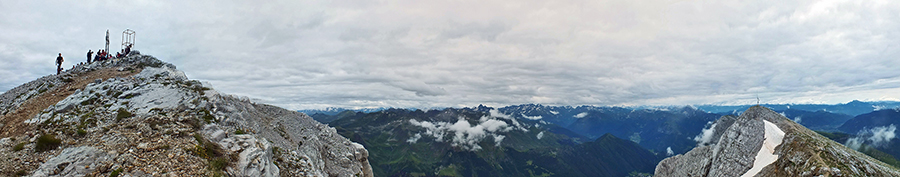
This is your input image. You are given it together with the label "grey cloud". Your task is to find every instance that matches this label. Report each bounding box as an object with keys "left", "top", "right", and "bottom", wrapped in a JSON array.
[{"left": 4, "top": 0, "right": 900, "bottom": 110}]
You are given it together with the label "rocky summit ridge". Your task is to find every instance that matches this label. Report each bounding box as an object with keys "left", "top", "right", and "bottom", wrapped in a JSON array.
[
  {"left": 0, "top": 53, "right": 372, "bottom": 177},
  {"left": 656, "top": 106, "right": 900, "bottom": 176}
]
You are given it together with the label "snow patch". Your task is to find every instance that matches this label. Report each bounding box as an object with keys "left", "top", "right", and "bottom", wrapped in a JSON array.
[
  {"left": 549, "top": 111, "right": 559, "bottom": 115},
  {"left": 536, "top": 131, "right": 544, "bottom": 140},
  {"left": 741, "top": 120, "right": 785, "bottom": 177},
  {"left": 666, "top": 147, "right": 674, "bottom": 156}
]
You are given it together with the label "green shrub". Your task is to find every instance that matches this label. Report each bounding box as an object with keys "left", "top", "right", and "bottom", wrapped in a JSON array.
[
  {"left": 190, "top": 133, "right": 232, "bottom": 173},
  {"left": 183, "top": 118, "right": 202, "bottom": 130},
  {"left": 76, "top": 129, "right": 87, "bottom": 136},
  {"left": 200, "top": 109, "right": 215, "bottom": 123},
  {"left": 13, "top": 142, "right": 26, "bottom": 151},
  {"left": 116, "top": 108, "right": 133, "bottom": 121},
  {"left": 80, "top": 97, "right": 98, "bottom": 106},
  {"left": 235, "top": 129, "right": 246, "bottom": 135},
  {"left": 109, "top": 168, "right": 123, "bottom": 177},
  {"left": 192, "top": 134, "right": 219, "bottom": 159},
  {"left": 209, "top": 157, "right": 230, "bottom": 170},
  {"left": 107, "top": 90, "right": 123, "bottom": 98},
  {"left": 35, "top": 134, "right": 62, "bottom": 152}
]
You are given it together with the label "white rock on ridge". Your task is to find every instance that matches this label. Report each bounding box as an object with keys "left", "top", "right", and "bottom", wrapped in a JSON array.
[
  {"left": 0, "top": 75, "right": 63, "bottom": 116},
  {"left": 209, "top": 95, "right": 373, "bottom": 177},
  {"left": 31, "top": 146, "right": 114, "bottom": 177},
  {"left": 202, "top": 125, "right": 279, "bottom": 177}
]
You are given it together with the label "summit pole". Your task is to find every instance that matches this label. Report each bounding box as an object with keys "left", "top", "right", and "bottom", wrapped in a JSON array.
[{"left": 105, "top": 29, "right": 110, "bottom": 54}]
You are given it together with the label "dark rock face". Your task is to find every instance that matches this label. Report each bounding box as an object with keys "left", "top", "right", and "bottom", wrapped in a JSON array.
[{"left": 656, "top": 106, "right": 900, "bottom": 177}]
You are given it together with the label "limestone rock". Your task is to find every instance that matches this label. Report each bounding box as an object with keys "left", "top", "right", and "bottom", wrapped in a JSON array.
[
  {"left": 0, "top": 54, "right": 371, "bottom": 176},
  {"left": 31, "top": 146, "right": 114, "bottom": 177},
  {"left": 202, "top": 124, "right": 279, "bottom": 177},
  {"left": 656, "top": 106, "right": 900, "bottom": 177}
]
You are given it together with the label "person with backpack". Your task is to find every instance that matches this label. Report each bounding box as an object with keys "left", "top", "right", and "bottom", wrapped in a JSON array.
[
  {"left": 87, "top": 50, "right": 93, "bottom": 64},
  {"left": 56, "top": 53, "right": 64, "bottom": 75}
]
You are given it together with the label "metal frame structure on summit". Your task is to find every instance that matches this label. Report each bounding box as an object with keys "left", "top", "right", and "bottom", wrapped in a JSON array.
[{"left": 122, "top": 29, "right": 135, "bottom": 50}]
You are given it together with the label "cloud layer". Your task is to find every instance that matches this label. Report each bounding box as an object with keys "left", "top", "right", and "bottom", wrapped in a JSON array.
[
  {"left": 408, "top": 109, "right": 528, "bottom": 150},
  {"left": 694, "top": 121, "right": 718, "bottom": 145},
  {"left": 846, "top": 124, "right": 897, "bottom": 150},
  {"left": 409, "top": 115, "right": 516, "bottom": 151},
  {"left": 3, "top": 0, "right": 900, "bottom": 109}
]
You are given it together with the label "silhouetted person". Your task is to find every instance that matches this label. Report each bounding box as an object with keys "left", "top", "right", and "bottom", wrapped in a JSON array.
[
  {"left": 98, "top": 50, "right": 105, "bottom": 61},
  {"left": 87, "top": 50, "right": 93, "bottom": 64},
  {"left": 56, "top": 53, "right": 64, "bottom": 75}
]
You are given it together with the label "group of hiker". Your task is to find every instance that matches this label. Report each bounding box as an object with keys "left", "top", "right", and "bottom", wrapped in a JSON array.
[
  {"left": 56, "top": 43, "right": 133, "bottom": 75},
  {"left": 87, "top": 49, "right": 111, "bottom": 63}
]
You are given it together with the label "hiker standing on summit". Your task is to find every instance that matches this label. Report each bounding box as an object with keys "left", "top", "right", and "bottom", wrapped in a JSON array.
[
  {"left": 56, "top": 53, "right": 64, "bottom": 75},
  {"left": 87, "top": 50, "right": 93, "bottom": 64}
]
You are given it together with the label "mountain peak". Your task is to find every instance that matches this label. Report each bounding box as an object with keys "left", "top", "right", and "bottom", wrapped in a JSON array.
[
  {"left": 597, "top": 133, "right": 617, "bottom": 141},
  {"left": 656, "top": 106, "right": 900, "bottom": 176},
  {"left": 0, "top": 54, "right": 372, "bottom": 176}
]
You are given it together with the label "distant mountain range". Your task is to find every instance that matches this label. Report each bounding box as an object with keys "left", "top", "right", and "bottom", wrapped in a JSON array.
[
  {"left": 695, "top": 100, "right": 900, "bottom": 116},
  {"left": 319, "top": 107, "right": 662, "bottom": 176},
  {"left": 301, "top": 100, "right": 900, "bottom": 117},
  {"left": 298, "top": 107, "right": 398, "bottom": 116},
  {"left": 303, "top": 101, "right": 900, "bottom": 176}
]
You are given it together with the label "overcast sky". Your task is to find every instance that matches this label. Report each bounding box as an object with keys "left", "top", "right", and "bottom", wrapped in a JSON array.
[{"left": 2, "top": 0, "right": 900, "bottom": 110}]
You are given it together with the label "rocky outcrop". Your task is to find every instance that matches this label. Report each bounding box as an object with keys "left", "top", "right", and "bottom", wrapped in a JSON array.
[
  {"left": 202, "top": 125, "right": 279, "bottom": 177},
  {"left": 206, "top": 93, "right": 373, "bottom": 177},
  {"left": 655, "top": 111, "right": 765, "bottom": 177},
  {"left": 656, "top": 106, "right": 900, "bottom": 177},
  {"left": 706, "top": 113, "right": 764, "bottom": 176},
  {"left": 0, "top": 54, "right": 372, "bottom": 176},
  {"left": 31, "top": 146, "right": 114, "bottom": 177}
]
